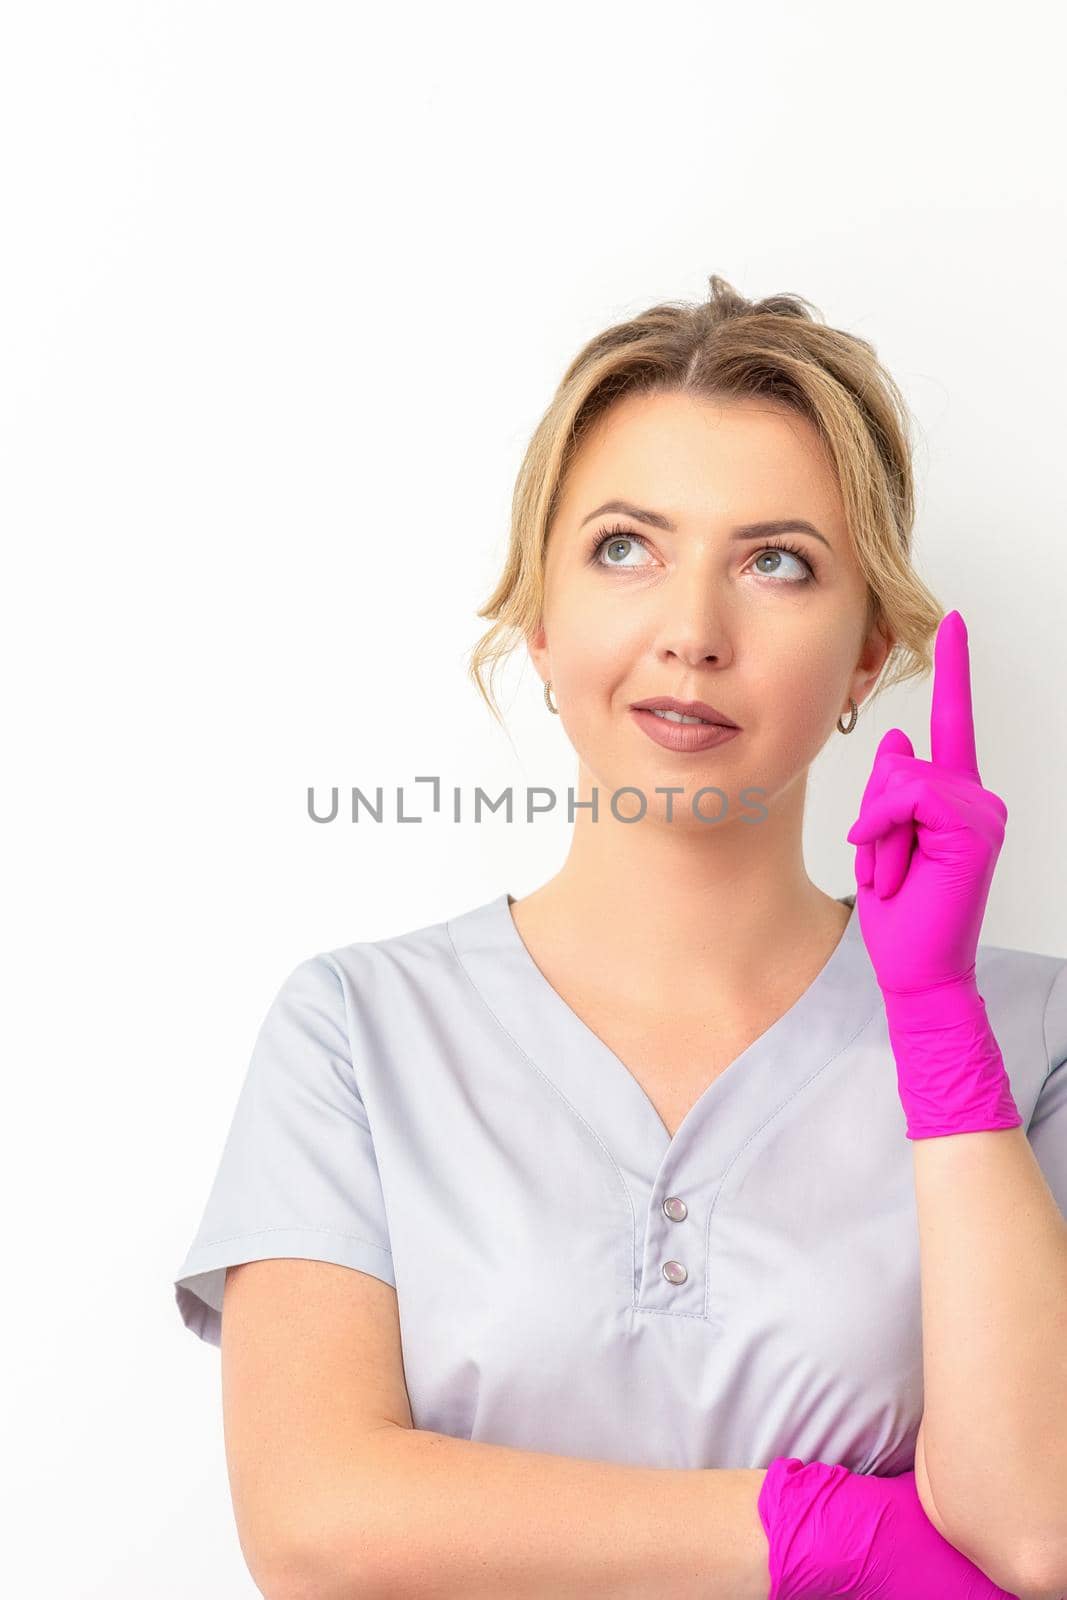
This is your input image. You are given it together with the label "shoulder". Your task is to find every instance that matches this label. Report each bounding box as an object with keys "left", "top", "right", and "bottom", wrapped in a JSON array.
[
  {"left": 300, "top": 898, "right": 495, "bottom": 1042},
  {"left": 976, "top": 938, "right": 1067, "bottom": 1078},
  {"left": 1039, "top": 957, "right": 1067, "bottom": 1074},
  {"left": 319, "top": 900, "right": 462, "bottom": 986},
  {"left": 248, "top": 905, "right": 467, "bottom": 1057}
]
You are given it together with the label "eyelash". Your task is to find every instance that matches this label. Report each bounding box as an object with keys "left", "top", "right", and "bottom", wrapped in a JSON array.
[{"left": 586, "top": 522, "right": 818, "bottom": 584}]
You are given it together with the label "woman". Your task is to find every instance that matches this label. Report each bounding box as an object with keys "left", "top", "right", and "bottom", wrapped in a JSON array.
[{"left": 174, "top": 277, "right": 1067, "bottom": 1599}]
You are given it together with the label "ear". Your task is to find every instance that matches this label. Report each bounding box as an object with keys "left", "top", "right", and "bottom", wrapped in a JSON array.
[
  {"left": 852, "top": 616, "right": 894, "bottom": 704},
  {"left": 526, "top": 620, "right": 549, "bottom": 684}
]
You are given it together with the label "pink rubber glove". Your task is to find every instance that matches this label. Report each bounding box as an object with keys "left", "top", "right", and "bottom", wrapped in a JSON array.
[
  {"left": 758, "top": 1456, "right": 1022, "bottom": 1599},
  {"left": 844, "top": 610, "right": 1022, "bottom": 1139}
]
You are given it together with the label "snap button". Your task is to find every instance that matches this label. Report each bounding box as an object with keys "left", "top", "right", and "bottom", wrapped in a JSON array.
[
  {"left": 663, "top": 1196, "right": 687, "bottom": 1221},
  {"left": 662, "top": 1260, "right": 688, "bottom": 1285}
]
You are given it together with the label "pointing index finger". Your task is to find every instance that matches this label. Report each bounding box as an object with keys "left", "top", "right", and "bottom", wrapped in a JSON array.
[{"left": 930, "top": 610, "right": 980, "bottom": 780}]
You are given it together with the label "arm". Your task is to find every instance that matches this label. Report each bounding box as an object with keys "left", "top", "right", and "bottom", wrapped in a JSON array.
[
  {"left": 223, "top": 1259, "right": 766, "bottom": 1599},
  {"left": 295, "top": 1424, "right": 1057, "bottom": 1600},
  {"left": 914, "top": 1419, "right": 1065, "bottom": 1600},
  {"left": 912, "top": 1124, "right": 1067, "bottom": 1596},
  {"left": 301, "top": 1426, "right": 770, "bottom": 1600},
  {"left": 840, "top": 614, "right": 1067, "bottom": 1596}
]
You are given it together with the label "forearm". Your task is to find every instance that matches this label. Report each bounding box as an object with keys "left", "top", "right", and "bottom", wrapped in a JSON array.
[
  {"left": 913, "top": 1124, "right": 1067, "bottom": 1588},
  {"left": 317, "top": 1424, "right": 770, "bottom": 1600}
]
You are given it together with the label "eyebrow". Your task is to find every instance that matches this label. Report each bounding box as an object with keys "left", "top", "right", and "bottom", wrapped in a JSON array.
[{"left": 578, "top": 499, "right": 833, "bottom": 551}]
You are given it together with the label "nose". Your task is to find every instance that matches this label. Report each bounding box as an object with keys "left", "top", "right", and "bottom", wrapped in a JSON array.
[{"left": 652, "top": 566, "right": 735, "bottom": 670}]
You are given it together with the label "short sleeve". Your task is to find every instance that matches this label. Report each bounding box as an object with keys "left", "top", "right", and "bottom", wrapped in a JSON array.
[
  {"left": 172, "top": 953, "right": 395, "bottom": 1347},
  {"left": 1027, "top": 960, "right": 1067, "bottom": 1221}
]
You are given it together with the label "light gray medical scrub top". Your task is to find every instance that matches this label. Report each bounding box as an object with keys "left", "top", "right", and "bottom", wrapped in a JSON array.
[{"left": 173, "top": 890, "right": 1067, "bottom": 1476}]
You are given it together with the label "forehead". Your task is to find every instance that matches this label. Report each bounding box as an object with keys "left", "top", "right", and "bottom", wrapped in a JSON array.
[{"left": 556, "top": 391, "right": 845, "bottom": 530}]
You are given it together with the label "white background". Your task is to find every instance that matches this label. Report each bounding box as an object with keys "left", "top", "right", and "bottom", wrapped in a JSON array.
[{"left": 2, "top": 1, "right": 1065, "bottom": 1592}]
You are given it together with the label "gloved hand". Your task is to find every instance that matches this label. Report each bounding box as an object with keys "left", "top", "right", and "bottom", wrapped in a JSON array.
[
  {"left": 844, "top": 610, "right": 1022, "bottom": 1139},
  {"left": 757, "top": 1455, "right": 1022, "bottom": 1599}
]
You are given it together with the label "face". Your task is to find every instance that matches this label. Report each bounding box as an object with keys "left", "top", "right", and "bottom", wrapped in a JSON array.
[{"left": 527, "top": 389, "right": 891, "bottom": 827}]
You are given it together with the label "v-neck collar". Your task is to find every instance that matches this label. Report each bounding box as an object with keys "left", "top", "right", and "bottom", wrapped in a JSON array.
[{"left": 447, "top": 889, "right": 880, "bottom": 1181}]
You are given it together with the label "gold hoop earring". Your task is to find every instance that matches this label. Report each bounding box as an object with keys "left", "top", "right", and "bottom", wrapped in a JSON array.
[
  {"left": 837, "top": 697, "right": 858, "bottom": 734},
  {"left": 544, "top": 679, "right": 559, "bottom": 715}
]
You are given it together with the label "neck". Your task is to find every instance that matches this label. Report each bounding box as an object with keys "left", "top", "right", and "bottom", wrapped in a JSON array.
[{"left": 514, "top": 761, "right": 849, "bottom": 1017}]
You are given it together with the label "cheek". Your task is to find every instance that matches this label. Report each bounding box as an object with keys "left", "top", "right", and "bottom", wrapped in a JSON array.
[
  {"left": 783, "top": 658, "right": 841, "bottom": 717},
  {"left": 755, "top": 644, "right": 845, "bottom": 757},
  {"left": 554, "top": 606, "right": 638, "bottom": 690},
  {"left": 767, "top": 622, "right": 846, "bottom": 697}
]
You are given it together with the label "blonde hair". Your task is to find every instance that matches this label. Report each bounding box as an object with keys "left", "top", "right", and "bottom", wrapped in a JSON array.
[{"left": 467, "top": 274, "right": 944, "bottom": 729}]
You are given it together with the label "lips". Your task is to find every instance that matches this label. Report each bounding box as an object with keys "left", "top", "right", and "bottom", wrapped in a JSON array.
[{"left": 630, "top": 695, "right": 740, "bottom": 728}]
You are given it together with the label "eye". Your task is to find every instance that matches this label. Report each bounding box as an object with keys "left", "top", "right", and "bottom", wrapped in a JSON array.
[
  {"left": 586, "top": 524, "right": 818, "bottom": 584},
  {"left": 750, "top": 540, "right": 817, "bottom": 584},
  {"left": 588, "top": 524, "right": 654, "bottom": 568}
]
